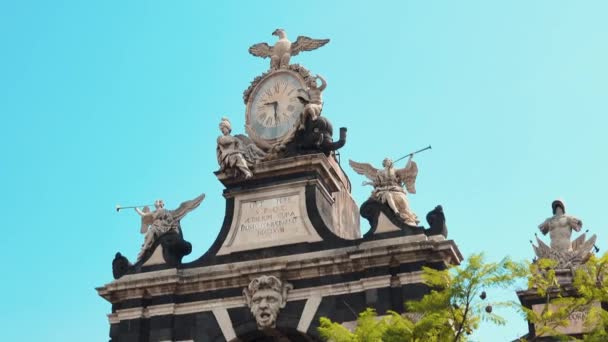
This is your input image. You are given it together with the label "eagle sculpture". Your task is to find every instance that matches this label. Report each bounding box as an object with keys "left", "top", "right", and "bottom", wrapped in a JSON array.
[{"left": 249, "top": 29, "right": 329, "bottom": 70}]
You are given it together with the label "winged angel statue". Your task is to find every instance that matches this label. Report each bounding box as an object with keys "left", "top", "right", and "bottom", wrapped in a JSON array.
[
  {"left": 134, "top": 194, "right": 205, "bottom": 261},
  {"left": 349, "top": 155, "right": 420, "bottom": 226},
  {"left": 249, "top": 29, "right": 329, "bottom": 70}
]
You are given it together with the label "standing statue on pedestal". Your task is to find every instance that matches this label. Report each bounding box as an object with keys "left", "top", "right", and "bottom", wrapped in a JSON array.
[
  {"left": 350, "top": 155, "right": 419, "bottom": 226},
  {"left": 135, "top": 194, "right": 205, "bottom": 261},
  {"left": 533, "top": 200, "right": 597, "bottom": 268},
  {"left": 248, "top": 29, "right": 329, "bottom": 70},
  {"left": 217, "top": 117, "right": 266, "bottom": 179}
]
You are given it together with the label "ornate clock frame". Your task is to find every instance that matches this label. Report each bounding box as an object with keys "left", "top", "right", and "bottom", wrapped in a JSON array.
[{"left": 244, "top": 65, "right": 314, "bottom": 150}]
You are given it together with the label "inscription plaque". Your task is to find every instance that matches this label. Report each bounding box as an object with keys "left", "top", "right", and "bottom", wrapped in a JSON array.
[
  {"left": 532, "top": 302, "right": 599, "bottom": 336},
  {"left": 238, "top": 195, "right": 302, "bottom": 240},
  {"left": 218, "top": 188, "right": 321, "bottom": 255}
]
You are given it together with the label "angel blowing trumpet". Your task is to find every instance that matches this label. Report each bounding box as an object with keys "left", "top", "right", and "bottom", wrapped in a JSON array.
[{"left": 350, "top": 153, "right": 421, "bottom": 226}]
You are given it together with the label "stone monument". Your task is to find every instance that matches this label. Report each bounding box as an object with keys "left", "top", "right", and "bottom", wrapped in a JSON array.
[
  {"left": 517, "top": 199, "right": 599, "bottom": 340},
  {"left": 97, "top": 29, "right": 462, "bottom": 342}
]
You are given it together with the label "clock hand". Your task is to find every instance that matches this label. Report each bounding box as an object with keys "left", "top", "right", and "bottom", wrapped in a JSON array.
[{"left": 264, "top": 101, "right": 278, "bottom": 122}]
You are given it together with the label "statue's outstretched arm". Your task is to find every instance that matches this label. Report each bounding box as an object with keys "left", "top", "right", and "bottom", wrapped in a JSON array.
[
  {"left": 405, "top": 154, "right": 414, "bottom": 169},
  {"left": 567, "top": 215, "right": 583, "bottom": 232},
  {"left": 316, "top": 75, "right": 327, "bottom": 92},
  {"left": 538, "top": 219, "right": 550, "bottom": 235}
]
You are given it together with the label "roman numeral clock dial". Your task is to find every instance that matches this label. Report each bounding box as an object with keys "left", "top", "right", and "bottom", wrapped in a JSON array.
[{"left": 246, "top": 70, "right": 306, "bottom": 149}]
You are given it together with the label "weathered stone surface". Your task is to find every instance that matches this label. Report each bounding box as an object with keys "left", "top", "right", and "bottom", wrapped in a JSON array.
[
  {"left": 350, "top": 156, "right": 420, "bottom": 226},
  {"left": 99, "top": 30, "right": 464, "bottom": 341},
  {"left": 217, "top": 185, "right": 322, "bottom": 255},
  {"left": 216, "top": 153, "right": 361, "bottom": 244},
  {"left": 534, "top": 199, "right": 597, "bottom": 269},
  {"left": 532, "top": 302, "right": 600, "bottom": 336}
]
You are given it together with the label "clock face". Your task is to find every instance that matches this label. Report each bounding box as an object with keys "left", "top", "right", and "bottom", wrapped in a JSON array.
[{"left": 246, "top": 71, "right": 306, "bottom": 146}]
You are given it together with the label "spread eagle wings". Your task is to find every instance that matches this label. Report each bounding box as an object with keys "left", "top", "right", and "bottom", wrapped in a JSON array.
[
  {"left": 348, "top": 160, "right": 379, "bottom": 181},
  {"left": 170, "top": 193, "right": 206, "bottom": 222},
  {"left": 248, "top": 42, "right": 273, "bottom": 58},
  {"left": 291, "top": 36, "right": 330, "bottom": 56}
]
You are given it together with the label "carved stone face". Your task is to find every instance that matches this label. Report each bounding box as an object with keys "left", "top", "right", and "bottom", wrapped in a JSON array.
[
  {"left": 250, "top": 288, "right": 282, "bottom": 329},
  {"left": 243, "top": 276, "right": 292, "bottom": 330},
  {"left": 154, "top": 200, "right": 164, "bottom": 210},
  {"left": 554, "top": 206, "right": 564, "bottom": 216},
  {"left": 382, "top": 158, "right": 393, "bottom": 168}
]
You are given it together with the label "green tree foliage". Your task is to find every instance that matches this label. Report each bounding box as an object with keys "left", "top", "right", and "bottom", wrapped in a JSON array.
[
  {"left": 521, "top": 253, "right": 608, "bottom": 341},
  {"left": 318, "top": 253, "right": 527, "bottom": 342}
]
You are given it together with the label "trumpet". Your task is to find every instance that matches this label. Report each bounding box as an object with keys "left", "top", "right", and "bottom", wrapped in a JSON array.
[
  {"left": 393, "top": 145, "right": 432, "bottom": 163},
  {"left": 115, "top": 204, "right": 154, "bottom": 212}
]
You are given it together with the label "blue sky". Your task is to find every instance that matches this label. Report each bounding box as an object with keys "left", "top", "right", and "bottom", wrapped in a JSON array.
[{"left": 1, "top": 1, "right": 606, "bottom": 341}]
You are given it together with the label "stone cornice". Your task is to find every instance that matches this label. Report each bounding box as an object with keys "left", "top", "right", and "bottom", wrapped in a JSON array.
[
  {"left": 215, "top": 153, "right": 350, "bottom": 194},
  {"left": 97, "top": 236, "right": 461, "bottom": 303},
  {"left": 107, "top": 271, "right": 425, "bottom": 324}
]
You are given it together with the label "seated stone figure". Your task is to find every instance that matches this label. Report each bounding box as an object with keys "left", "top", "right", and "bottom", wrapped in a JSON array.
[
  {"left": 269, "top": 105, "right": 346, "bottom": 158},
  {"left": 217, "top": 117, "right": 266, "bottom": 179},
  {"left": 266, "top": 74, "right": 346, "bottom": 159}
]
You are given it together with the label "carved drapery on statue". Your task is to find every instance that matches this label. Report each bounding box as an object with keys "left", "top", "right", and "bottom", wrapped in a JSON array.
[
  {"left": 533, "top": 200, "right": 597, "bottom": 269},
  {"left": 350, "top": 156, "right": 419, "bottom": 226},
  {"left": 243, "top": 275, "right": 293, "bottom": 330},
  {"left": 217, "top": 117, "right": 266, "bottom": 179},
  {"left": 135, "top": 194, "right": 205, "bottom": 260},
  {"left": 111, "top": 193, "right": 205, "bottom": 279}
]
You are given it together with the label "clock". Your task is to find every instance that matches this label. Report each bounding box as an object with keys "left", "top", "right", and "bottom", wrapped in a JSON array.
[{"left": 245, "top": 70, "right": 306, "bottom": 149}]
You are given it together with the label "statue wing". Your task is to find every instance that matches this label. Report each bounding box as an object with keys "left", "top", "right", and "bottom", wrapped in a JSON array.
[
  {"left": 248, "top": 42, "right": 273, "bottom": 58},
  {"left": 396, "top": 160, "right": 418, "bottom": 194},
  {"left": 140, "top": 206, "right": 151, "bottom": 234},
  {"left": 235, "top": 134, "right": 254, "bottom": 147},
  {"left": 572, "top": 233, "right": 596, "bottom": 252},
  {"left": 348, "top": 160, "right": 378, "bottom": 181},
  {"left": 171, "top": 193, "right": 206, "bottom": 221},
  {"left": 533, "top": 236, "right": 552, "bottom": 259},
  {"left": 572, "top": 234, "right": 597, "bottom": 262},
  {"left": 291, "top": 36, "right": 330, "bottom": 56}
]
